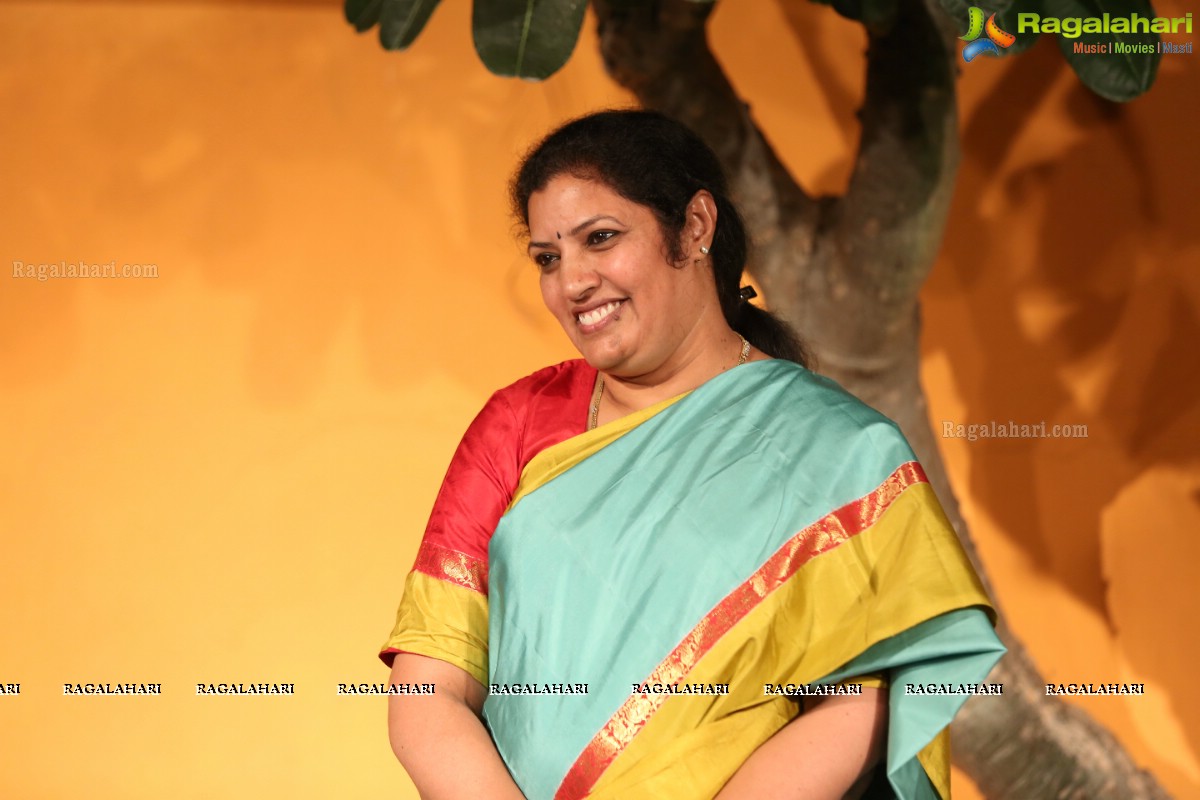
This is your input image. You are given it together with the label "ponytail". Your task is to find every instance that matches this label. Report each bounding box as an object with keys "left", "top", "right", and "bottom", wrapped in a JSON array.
[
  {"left": 709, "top": 194, "right": 811, "bottom": 367},
  {"left": 733, "top": 301, "right": 812, "bottom": 368}
]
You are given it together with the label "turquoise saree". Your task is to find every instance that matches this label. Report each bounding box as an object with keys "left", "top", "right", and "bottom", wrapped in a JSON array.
[{"left": 475, "top": 360, "right": 1004, "bottom": 799}]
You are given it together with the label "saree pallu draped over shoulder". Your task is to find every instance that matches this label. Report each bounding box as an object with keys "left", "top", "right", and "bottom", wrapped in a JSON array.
[{"left": 480, "top": 360, "right": 1003, "bottom": 800}]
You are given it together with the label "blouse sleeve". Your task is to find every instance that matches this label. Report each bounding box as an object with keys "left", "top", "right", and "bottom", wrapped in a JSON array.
[{"left": 379, "top": 391, "right": 522, "bottom": 686}]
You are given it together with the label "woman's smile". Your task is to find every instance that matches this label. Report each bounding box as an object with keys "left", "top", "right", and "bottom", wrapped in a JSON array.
[
  {"left": 527, "top": 174, "right": 716, "bottom": 377},
  {"left": 575, "top": 299, "right": 626, "bottom": 332}
]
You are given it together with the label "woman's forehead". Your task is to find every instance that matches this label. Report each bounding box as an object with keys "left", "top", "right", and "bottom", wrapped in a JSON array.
[{"left": 528, "top": 176, "right": 642, "bottom": 228}]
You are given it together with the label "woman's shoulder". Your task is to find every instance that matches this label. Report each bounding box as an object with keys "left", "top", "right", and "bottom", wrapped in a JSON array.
[
  {"left": 491, "top": 359, "right": 596, "bottom": 409},
  {"left": 485, "top": 360, "right": 595, "bottom": 467},
  {"left": 749, "top": 360, "right": 913, "bottom": 460},
  {"left": 757, "top": 359, "right": 891, "bottom": 418}
]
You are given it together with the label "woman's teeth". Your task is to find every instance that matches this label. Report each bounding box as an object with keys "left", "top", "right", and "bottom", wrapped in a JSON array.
[{"left": 577, "top": 301, "right": 622, "bottom": 326}]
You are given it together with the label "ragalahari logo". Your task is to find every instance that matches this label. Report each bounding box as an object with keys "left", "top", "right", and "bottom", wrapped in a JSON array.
[{"left": 961, "top": 6, "right": 1017, "bottom": 61}]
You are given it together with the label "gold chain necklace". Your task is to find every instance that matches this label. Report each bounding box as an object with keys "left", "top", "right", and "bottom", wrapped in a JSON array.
[{"left": 587, "top": 335, "right": 750, "bottom": 431}]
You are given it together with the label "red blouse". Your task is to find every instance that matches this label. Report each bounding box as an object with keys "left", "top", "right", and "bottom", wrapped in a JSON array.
[{"left": 412, "top": 359, "right": 596, "bottom": 592}]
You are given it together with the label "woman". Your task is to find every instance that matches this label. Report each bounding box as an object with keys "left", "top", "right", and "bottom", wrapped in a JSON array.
[{"left": 380, "top": 110, "right": 1004, "bottom": 799}]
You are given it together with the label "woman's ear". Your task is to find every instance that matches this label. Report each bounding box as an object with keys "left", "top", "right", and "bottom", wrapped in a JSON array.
[{"left": 683, "top": 189, "right": 718, "bottom": 261}]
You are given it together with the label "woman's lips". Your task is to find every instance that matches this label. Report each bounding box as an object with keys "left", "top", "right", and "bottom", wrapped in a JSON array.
[{"left": 575, "top": 300, "right": 625, "bottom": 332}]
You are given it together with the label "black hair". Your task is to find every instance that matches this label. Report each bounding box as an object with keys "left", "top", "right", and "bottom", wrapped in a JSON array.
[{"left": 511, "top": 109, "right": 810, "bottom": 367}]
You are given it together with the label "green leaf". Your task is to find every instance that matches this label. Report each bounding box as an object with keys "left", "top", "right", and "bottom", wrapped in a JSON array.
[
  {"left": 811, "top": 0, "right": 900, "bottom": 27},
  {"left": 852, "top": 0, "right": 900, "bottom": 27},
  {"left": 472, "top": 0, "right": 588, "bottom": 80},
  {"left": 1043, "top": 0, "right": 1161, "bottom": 100},
  {"left": 345, "top": 0, "right": 384, "bottom": 33},
  {"left": 379, "top": 0, "right": 441, "bottom": 51}
]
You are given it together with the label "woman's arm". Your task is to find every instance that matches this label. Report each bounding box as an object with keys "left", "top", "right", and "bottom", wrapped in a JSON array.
[
  {"left": 388, "top": 654, "right": 524, "bottom": 800},
  {"left": 714, "top": 688, "right": 888, "bottom": 800}
]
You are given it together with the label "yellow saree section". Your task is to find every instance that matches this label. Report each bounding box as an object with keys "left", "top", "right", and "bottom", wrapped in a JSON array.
[
  {"left": 559, "top": 480, "right": 990, "bottom": 799},
  {"left": 382, "top": 571, "right": 489, "bottom": 686}
]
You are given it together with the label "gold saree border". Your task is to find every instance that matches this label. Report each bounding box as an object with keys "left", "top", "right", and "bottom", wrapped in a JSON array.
[
  {"left": 553, "top": 461, "right": 928, "bottom": 800},
  {"left": 412, "top": 540, "right": 488, "bottom": 594}
]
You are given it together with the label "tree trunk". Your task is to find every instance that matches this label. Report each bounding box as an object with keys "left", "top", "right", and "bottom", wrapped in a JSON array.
[{"left": 590, "top": 0, "right": 1171, "bottom": 796}]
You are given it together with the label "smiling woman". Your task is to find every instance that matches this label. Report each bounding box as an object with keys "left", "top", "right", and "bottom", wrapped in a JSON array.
[
  {"left": 377, "top": 110, "right": 1004, "bottom": 800},
  {"left": 528, "top": 174, "right": 750, "bottom": 414}
]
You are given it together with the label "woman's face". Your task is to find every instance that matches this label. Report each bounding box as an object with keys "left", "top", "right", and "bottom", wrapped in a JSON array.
[{"left": 527, "top": 174, "right": 717, "bottom": 378}]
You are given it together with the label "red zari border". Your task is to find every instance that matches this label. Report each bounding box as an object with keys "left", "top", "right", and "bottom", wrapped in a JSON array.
[
  {"left": 412, "top": 540, "right": 488, "bottom": 595},
  {"left": 553, "top": 461, "right": 928, "bottom": 799}
]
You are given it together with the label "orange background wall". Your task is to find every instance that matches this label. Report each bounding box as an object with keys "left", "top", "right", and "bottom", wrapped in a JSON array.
[{"left": 0, "top": 1, "right": 1196, "bottom": 798}]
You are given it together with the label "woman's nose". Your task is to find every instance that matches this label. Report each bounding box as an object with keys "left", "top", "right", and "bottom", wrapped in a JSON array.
[{"left": 560, "top": 255, "right": 600, "bottom": 300}]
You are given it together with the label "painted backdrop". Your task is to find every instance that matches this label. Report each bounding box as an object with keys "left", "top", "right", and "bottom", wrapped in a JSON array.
[{"left": 0, "top": 1, "right": 1197, "bottom": 798}]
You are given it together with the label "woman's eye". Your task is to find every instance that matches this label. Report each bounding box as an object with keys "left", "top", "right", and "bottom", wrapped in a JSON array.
[
  {"left": 587, "top": 230, "right": 617, "bottom": 246},
  {"left": 534, "top": 252, "right": 558, "bottom": 270}
]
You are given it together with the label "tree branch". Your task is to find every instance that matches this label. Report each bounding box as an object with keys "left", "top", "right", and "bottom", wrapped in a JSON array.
[
  {"left": 588, "top": 0, "right": 1173, "bottom": 798},
  {"left": 823, "top": 0, "right": 961, "bottom": 360}
]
